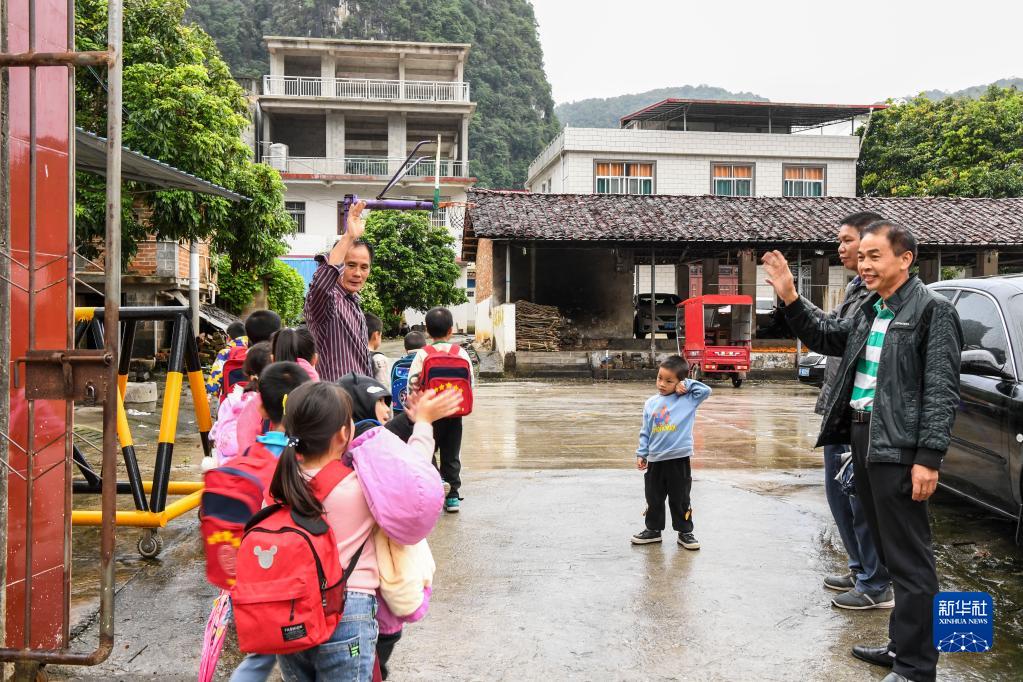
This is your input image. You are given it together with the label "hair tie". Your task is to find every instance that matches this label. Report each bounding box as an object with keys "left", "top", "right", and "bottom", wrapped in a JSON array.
[
  {"left": 286, "top": 435, "right": 300, "bottom": 448},
  {"left": 281, "top": 393, "right": 289, "bottom": 415}
]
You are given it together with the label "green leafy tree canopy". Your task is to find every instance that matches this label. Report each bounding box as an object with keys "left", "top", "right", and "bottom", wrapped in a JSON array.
[
  {"left": 75, "top": 0, "right": 295, "bottom": 267},
  {"left": 858, "top": 86, "right": 1023, "bottom": 198},
  {"left": 364, "top": 210, "right": 466, "bottom": 333}
]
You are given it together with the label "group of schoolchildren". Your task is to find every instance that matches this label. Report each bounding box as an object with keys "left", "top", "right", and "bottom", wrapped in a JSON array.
[{"left": 199, "top": 305, "right": 475, "bottom": 681}]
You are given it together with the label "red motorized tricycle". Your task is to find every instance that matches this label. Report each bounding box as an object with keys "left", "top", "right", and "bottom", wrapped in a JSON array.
[{"left": 675, "top": 295, "right": 754, "bottom": 388}]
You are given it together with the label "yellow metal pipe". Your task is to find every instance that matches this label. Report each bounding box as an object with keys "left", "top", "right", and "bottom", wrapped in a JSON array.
[
  {"left": 118, "top": 373, "right": 128, "bottom": 398},
  {"left": 116, "top": 391, "right": 134, "bottom": 447},
  {"left": 140, "top": 481, "right": 203, "bottom": 494},
  {"left": 71, "top": 489, "right": 203, "bottom": 527},
  {"left": 75, "top": 306, "right": 96, "bottom": 322},
  {"left": 158, "top": 371, "right": 183, "bottom": 444},
  {"left": 187, "top": 370, "right": 213, "bottom": 432}
]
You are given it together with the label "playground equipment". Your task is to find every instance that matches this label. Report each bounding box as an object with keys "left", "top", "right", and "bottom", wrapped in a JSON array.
[
  {"left": 676, "top": 295, "right": 754, "bottom": 388},
  {"left": 72, "top": 306, "right": 211, "bottom": 558}
]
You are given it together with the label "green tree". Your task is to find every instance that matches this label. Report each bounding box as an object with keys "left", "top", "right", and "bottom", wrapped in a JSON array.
[
  {"left": 188, "top": 0, "right": 561, "bottom": 188},
  {"left": 265, "top": 259, "right": 306, "bottom": 325},
  {"left": 75, "top": 0, "right": 294, "bottom": 267},
  {"left": 364, "top": 211, "right": 466, "bottom": 333},
  {"left": 858, "top": 86, "right": 1023, "bottom": 198},
  {"left": 215, "top": 255, "right": 261, "bottom": 315},
  {"left": 555, "top": 85, "right": 767, "bottom": 129}
]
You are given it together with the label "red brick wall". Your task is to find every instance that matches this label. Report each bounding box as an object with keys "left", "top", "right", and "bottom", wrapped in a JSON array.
[{"left": 130, "top": 241, "right": 157, "bottom": 276}]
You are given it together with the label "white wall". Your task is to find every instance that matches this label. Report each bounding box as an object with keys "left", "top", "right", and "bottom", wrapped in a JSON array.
[
  {"left": 635, "top": 264, "right": 678, "bottom": 295},
  {"left": 527, "top": 128, "right": 860, "bottom": 198}
]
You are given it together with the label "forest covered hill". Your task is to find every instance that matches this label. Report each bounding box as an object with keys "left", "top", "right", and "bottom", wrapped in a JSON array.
[{"left": 554, "top": 85, "right": 768, "bottom": 128}]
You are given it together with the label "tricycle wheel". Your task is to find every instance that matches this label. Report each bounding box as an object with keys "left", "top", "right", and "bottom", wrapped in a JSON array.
[
  {"left": 731, "top": 373, "right": 743, "bottom": 388},
  {"left": 690, "top": 365, "right": 702, "bottom": 381},
  {"left": 636, "top": 332, "right": 646, "bottom": 340},
  {"left": 666, "top": 332, "right": 676, "bottom": 340},
  {"left": 137, "top": 529, "right": 163, "bottom": 559}
]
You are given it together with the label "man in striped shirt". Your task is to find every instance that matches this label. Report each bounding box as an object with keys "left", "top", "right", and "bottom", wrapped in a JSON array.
[
  {"left": 304, "top": 200, "right": 374, "bottom": 381},
  {"left": 764, "top": 221, "right": 963, "bottom": 682}
]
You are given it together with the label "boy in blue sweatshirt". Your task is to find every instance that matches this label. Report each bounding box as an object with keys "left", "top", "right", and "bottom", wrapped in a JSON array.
[{"left": 632, "top": 355, "right": 712, "bottom": 549}]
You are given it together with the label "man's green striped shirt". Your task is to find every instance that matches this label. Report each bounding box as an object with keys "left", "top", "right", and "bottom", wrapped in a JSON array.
[{"left": 850, "top": 299, "right": 895, "bottom": 411}]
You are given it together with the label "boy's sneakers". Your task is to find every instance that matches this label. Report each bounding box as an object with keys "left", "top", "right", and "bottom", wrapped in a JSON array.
[
  {"left": 444, "top": 497, "right": 460, "bottom": 513},
  {"left": 631, "top": 529, "right": 662, "bottom": 544},
  {"left": 832, "top": 586, "right": 895, "bottom": 610},
  {"left": 677, "top": 532, "right": 700, "bottom": 550},
  {"left": 824, "top": 572, "right": 857, "bottom": 592}
]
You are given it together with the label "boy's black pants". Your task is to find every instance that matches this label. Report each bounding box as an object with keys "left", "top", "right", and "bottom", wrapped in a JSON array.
[
  {"left": 432, "top": 416, "right": 463, "bottom": 498},
  {"left": 644, "top": 457, "right": 693, "bottom": 533}
]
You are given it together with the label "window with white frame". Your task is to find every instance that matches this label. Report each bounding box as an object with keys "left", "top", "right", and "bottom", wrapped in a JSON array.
[
  {"left": 285, "top": 201, "right": 306, "bottom": 233},
  {"left": 712, "top": 164, "right": 753, "bottom": 196},
  {"left": 783, "top": 166, "right": 825, "bottom": 197},
  {"left": 595, "top": 162, "right": 653, "bottom": 195}
]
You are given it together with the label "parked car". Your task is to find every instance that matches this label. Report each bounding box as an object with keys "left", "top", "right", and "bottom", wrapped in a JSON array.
[
  {"left": 634, "top": 293, "right": 682, "bottom": 339},
  {"left": 927, "top": 277, "right": 1023, "bottom": 532},
  {"left": 797, "top": 352, "right": 827, "bottom": 386}
]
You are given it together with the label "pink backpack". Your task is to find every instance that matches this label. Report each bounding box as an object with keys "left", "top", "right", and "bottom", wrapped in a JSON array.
[{"left": 348, "top": 426, "right": 444, "bottom": 545}]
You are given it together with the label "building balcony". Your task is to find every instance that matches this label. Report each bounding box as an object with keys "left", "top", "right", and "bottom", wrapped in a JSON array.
[
  {"left": 262, "top": 75, "right": 471, "bottom": 104},
  {"left": 264, "top": 153, "right": 471, "bottom": 180}
]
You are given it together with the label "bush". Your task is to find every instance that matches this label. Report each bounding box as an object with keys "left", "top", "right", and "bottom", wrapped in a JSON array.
[
  {"left": 266, "top": 259, "right": 305, "bottom": 325},
  {"left": 216, "top": 255, "right": 261, "bottom": 316},
  {"left": 216, "top": 256, "right": 306, "bottom": 326}
]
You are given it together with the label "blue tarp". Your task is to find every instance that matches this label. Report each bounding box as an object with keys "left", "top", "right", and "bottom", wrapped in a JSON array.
[{"left": 280, "top": 258, "right": 319, "bottom": 293}]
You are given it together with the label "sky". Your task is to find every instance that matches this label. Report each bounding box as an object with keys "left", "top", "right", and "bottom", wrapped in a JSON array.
[{"left": 529, "top": 0, "right": 1023, "bottom": 105}]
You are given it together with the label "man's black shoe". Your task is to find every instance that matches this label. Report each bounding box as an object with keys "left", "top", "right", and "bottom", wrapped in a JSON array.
[
  {"left": 631, "top": 529, "right": 662, "bottom": 545},
  {"left": 851, "top": 644, "right": 896, "bottom": 668}
]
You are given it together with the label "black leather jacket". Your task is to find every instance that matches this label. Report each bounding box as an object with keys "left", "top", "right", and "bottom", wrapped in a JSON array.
[
  {"left": 784, "top": 276, "right": 963, "bottom": 470},
  {"left": 815, "top": 277, "right": 871, "bottom": 416}
]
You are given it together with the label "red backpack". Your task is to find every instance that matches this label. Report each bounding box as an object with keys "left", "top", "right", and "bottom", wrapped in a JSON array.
[
  {"left": 420, "top": 345, "right": 474, "bottom": 416},
  {"left": 231, "top": 460, "right": 363, "bottom": 655},
  {"left": 199, "top": 442, "right": 279, "bottom": 589},
  {"left": 221, "top": 345, "right": 249, "bottom": 398}
]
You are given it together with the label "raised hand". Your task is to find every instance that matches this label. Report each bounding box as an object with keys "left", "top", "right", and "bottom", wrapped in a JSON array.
[
  {"left": 347, "top": 200, "right": 367, "bottom": 240},
  {"left": 761, "top": 250, "right": 799, "bottom": 304},
  {"left": 413, "top": 388, "right": 463, "bottom": 424}
]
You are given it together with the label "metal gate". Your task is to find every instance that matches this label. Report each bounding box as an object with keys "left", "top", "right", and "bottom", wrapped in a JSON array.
[{"left": 0, "top": 0, "right": 123, "bottom": 670}]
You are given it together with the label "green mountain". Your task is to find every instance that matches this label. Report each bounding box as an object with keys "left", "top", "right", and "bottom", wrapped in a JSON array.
[
  {"left": 918, "top": 77, "right": 1022, "bottom": 101},
  {"left": 186, "top": 0, "right": 559, "bottom": 189},
  {"left": 554, "top": 85, "right": 768, "bottom": 128}
]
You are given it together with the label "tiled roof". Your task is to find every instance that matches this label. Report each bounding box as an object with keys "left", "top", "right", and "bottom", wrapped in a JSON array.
[{"left": 465, "top": 190, "right": 1023, "bottom": 248}]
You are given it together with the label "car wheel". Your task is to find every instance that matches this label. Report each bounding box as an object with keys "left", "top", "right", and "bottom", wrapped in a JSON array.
[
  {"left": 731, "top": 373, "right": 743, "bottom": 388},
  {"left": 690, "top": 364, "right": 702, "bottom": 381},
  {"left": 636, "top": 331, "right": 647, "bottom": 340}
]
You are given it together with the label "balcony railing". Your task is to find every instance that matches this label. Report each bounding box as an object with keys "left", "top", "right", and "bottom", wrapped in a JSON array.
[
  {"left": 265, "top": 155, "right": 469, "bottom": 178},
  {"left": 262, "top": 76, "right": 471, "bottom": 103}
]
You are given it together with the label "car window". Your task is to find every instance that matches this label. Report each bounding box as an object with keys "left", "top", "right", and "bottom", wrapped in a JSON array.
[
  {"left": 932, "top": 287, "right": 957, "bottom": 302},
  {"left": 954, "top": 291, "right": 1011, "bottom": 370},
  {"left": 1009, "top": 294, "right": 1023, "bottom": 345}
]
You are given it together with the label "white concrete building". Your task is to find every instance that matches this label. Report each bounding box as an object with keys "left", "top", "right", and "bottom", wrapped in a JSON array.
[
  {"left": 525, "top": 99, "right": 883, "bottom": 311},
  {"left": 255, "top": 36, "right": 477, "bottom": 331}
]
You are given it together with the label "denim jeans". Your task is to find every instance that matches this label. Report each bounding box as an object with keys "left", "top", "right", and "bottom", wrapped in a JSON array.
[
  {"left": 277, "top": 592, "right": 378, "bottom": 682},
  {"left": 823, "top": 444, "right": 890, "bottom": 594},
  {"left": 229, "top": 653, "right": 276, "bottom": 682}
]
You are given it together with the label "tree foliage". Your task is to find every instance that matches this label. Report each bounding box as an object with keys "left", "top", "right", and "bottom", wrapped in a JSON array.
[
  {"left": 858, "top": 86, "right": 1023, "bottom": 198},
  {"left": 265, "top": 259, "right": 307, "bottom": 325},
  {"left": 75, "top": 0, "right": 294, "bottom": 266},
  {"left": 215, "top": 255, "right": 261, "bottom": 315},
  {"left": 187, "top": 0, "right": 560, "bottom": 188},
  {"left": 555, "top": 85, "right": 768, "bottom": 129},
  {"left": 364, "top": 211, "right": 466, "bottom": 333},
  {"left": 216, "top": 256, "right": 306, "bottom": 324}
]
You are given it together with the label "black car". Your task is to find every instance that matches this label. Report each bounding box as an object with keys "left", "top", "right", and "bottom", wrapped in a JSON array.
[
  {"left": 928, "top": 277, "right": 1023, "bottom": 530},
  {"left": 797, "top": 352, "right": 827, "bottom": 387}
]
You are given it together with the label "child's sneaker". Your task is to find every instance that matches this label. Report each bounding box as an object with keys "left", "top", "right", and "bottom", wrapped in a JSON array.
[
  {"left": 443, "top": 481, "right": 451, "bottom": 497},
  {"left": 444, "top": 497, "right": 460, "bottom": 513},
  {"left": 631, "top": 529, "right": 662, "bottom": 544},
  {"left": 677, "top": 532, "right": 700, "bottom": 550}
]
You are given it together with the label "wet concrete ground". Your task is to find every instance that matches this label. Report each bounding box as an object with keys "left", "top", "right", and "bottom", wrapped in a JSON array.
[{"left": 51, "top": 380, "right": 1022, "bottom": 680}]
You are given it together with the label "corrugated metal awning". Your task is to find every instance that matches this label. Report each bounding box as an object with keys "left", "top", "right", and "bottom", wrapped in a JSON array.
[{"left": 75, "top": 128, "right": 247, "bottom": 202}]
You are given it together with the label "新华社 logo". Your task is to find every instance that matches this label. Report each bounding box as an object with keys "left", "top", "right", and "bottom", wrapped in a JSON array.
[{"left": 933, "top": 592, "right": 993, "bottom": 653}]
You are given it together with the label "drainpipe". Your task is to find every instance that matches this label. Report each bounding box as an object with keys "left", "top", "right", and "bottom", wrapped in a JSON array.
[{"left": 189, "top": 242, "right": 200, "bottom": 338}]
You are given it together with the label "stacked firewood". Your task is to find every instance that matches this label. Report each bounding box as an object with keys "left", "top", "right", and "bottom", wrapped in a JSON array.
[{"left": 515, "top": 300, "right": 573, "bottom": 351}]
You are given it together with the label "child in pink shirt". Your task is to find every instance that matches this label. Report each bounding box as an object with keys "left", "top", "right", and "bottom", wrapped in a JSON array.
[{"left": 269, "top": 381, "right": 460, "bottom": 681}]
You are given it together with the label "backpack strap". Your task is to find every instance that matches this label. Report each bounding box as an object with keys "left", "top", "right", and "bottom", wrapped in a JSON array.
[
  {"left": 308, "top": 459, "right": 354, "bottom": 502},
  {"left": 447, "top": 344, "right": 461, "bottom": 357},
  {"left": 422, "top": 345, "right": 440, "bottom": 357}
]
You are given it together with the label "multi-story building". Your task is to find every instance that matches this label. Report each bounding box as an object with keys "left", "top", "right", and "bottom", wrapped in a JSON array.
[
  {"left": 524, "top": 99, "right": 883, "bottom": 310},
  {"left": 255, "top": 36, "right": 477, "bottom": 330}
]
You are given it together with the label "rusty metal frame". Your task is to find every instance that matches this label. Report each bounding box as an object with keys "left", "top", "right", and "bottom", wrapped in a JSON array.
[{"left": 0, "top": 0, "right": 122, "bottom": 666}]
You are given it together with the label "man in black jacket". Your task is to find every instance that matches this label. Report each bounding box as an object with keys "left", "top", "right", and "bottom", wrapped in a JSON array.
[
  {"left": 763, "top": 221, "right": 963, "bottom": 682},
  {"left": 819, "top": 212, "right": 893, "bottom": 612}
]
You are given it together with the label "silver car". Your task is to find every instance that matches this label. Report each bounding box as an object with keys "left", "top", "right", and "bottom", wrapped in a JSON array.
[{"left": 634, "top": 293, "right": 682, "bottom": 339}]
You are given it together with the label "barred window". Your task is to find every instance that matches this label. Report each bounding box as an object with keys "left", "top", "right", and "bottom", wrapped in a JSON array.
[
  {"left": 712, "top": 164, "right": 753, "bottom": 196},
  {"left": 285, "top": 201, "right": 306, "bottom": 233},
  {"left": 595, "top": 162, "right": 653, "bottom": 195}
]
